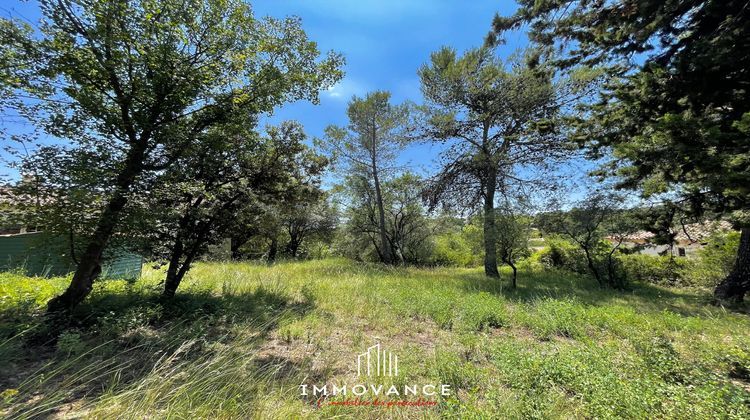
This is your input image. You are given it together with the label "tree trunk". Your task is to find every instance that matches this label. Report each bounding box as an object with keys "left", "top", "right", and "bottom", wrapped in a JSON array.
[
  {"left": 163, "top": 236, "right": 184, "bottom": 298},
  {"left": 370, "top": 236, "right": 383, "bottom": 261},
  {"left": 164, "top": 250, "right": 197, "bottom": 298},
  {"left": 386, "top": 235, "right": 405, "bottom": 265},
  {"left": 267, "top": 237, "right": 278, "bottom": 263},
  {"left": 231, "top": 236, "right": 249, "bottom": 260},
  {"left": 583, "top": 247, "right": 604, "bottom": 287},
  {"left": 47, "top": 141, "right": 146, "bottom": 312},
  {"left": 392, "top": 243, "right": 405, "bottom": 265},
  {"left": 483, "top": 179, "right": 500, "bottom": 278},
  {"left": 165, "top": 211, "right": 221, "bottom": 297},
  {"left": 372, "top": 164, "right": 393, "bottom": 264},
  {"left": 714, "top": 227, "right": 750, "bottom": 303},
  {"left": 503, "top": 251, "right": 517, "bottom": 288},
  {"left": 285, "top": 237, "right": 300, "bottom": 258}
]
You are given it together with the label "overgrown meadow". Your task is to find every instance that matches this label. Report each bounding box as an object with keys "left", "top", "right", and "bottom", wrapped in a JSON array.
[{"left": 1, "top": 258, "right": 749, "bottom": 419}]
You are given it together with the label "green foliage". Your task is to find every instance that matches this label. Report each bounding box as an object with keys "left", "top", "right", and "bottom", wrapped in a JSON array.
[
  {"left": 618, "top": 255, "right": 685, "bottom": 286},
  {"left": 520, "top": 297, "right": 589, "bottom": 340},
  {"left": 1, "top": 260, "right": 749, "bottom": 418},
  {"left": 431, "top": 232, "right": 475, "bottom": 267},
  {"left": 2, "top": 0, "right": 344, "bottom": 309},
  {"left": 431, "top": 213, "right": 531, "bottom": 271},
  {"left": 145, "top": 120, "right": 328, "bottom": 295},
  {"left": 320, "top": 91, "right": 410, "bottom": 265},
  {"left": 691, "top": 231, "right": 741, "bottom": 285},
  {"left": 416, "top": 45, "right": 587, "bottom": 277},
  {"left": 56, "top": 330, "right": 85, "bottom": 357},
  {"left": 497, "top": 0, "right": 750, "bottom": 219},
  {"left": 540, "top": 193, "right": 636, "bottom": 289},
  {"left": 415, "top": 45, "right": 588, "bottom": 201},
  {"left": 538, "top": 236, "right": 587, "bottom": 274},
  {"left": 619, "top": 230, "right": 740, "bottom": 288},
  {"left": 495, "top": 209, "right": 532, "bottom": 269},
  {"left": 97, "top": 305, "right": 164, "bottom": 338},
  {"left": 542, "top": 229, "right": 739, "bottom": 289},
  {"left": 456, "top": 292, "right": 506, "bottom": 332},
  {"left": 335, "top": 172, "right": 433, "bottom": 265},
  {"left": 279, "top": 193, "right": 338, "bottom": 259},
  {"left": 433, "top": 349, "right": 480, "bottom": 391},
  {"left": 496, "top": 0, "right": 750, "bottom": 299},
  {"left": 633, "top": 336, "right": 687, "bottom": 383}
]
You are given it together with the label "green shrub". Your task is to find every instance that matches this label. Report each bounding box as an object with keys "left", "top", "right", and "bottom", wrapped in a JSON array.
[
  {"left": 515, "top": 250, "right": 545, "bottom": 272},
  {"left": 618, "top": 254, "right": 686, "bottom": 285},
  {"left": 618, "top": 231, "right": 739, "bottom": 287},
  {"left": 683, "top": 230, "right": 740, "bottom": 287},
  {"left": 431, "top": 232, "right": 475, "bottom": 267},
  {"left": 538, "top": 237, "right": 588, "bottom": 274},
  {"left": 56, "top": 330, "right": 86, "bottom": 357}
]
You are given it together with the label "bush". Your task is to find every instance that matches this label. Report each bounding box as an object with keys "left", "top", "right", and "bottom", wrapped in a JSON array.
[
  {"left": 618, "top": 254, "right": 686, "bottom": 285},
  {"left": 536, "top": 231, "right": 739, "bottom": 288},
  {"left": 618, "top": 231, "right": 739, "bottom": 287},
  {"left": 516, "top": 250, "right": 545, "bottom": 272},
  {"left": 537, "top": 236, "right": 628, "bottom": 288},
  {"left": 684, "top": 230, "right": 740, "bottom": 287},
  {"left": 56, "top": 330, "right": 86, "bottom": 357},
  {"left": 431, "top": 232, "right": 475, "bottom": 267},
  {"left": 538, "top": 236, "right": 588, "bottom": 274}
]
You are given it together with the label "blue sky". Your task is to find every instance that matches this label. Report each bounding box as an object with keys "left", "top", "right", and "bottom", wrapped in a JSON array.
[
  {"left": 251, "top": 0, "right": 525, "bottom": 177},
  {"left": 0, "top": 0, "right": 525, "bottom": 182}
]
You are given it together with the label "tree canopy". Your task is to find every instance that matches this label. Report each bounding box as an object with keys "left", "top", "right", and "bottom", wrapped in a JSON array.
[
  {"left": 492, "top": 0, "right": 750, "bottom": 301},
  {"left": 319, "top": 91, "right": 410, "bottom": 264},
  {"left": 416, "top": 45, "right": 587, "bottom": 279},
  {"left": 2, "top": 0, "right": 343, "bottom": 310}
]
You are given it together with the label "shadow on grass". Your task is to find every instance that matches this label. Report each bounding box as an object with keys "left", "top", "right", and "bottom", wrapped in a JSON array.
[
  {"left": 297, "top": 258, "right": 736, "bottom": 317},
  {"left": 0, "top": 284, "right": 315, "bottom": 419},
  {"left": 449, "top": 268, "right": 743, "bottom": 317}
]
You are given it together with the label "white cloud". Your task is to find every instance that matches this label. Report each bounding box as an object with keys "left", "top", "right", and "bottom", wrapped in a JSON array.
[{"left": 324, "top": 78, "right": 369, "bottom": 100}]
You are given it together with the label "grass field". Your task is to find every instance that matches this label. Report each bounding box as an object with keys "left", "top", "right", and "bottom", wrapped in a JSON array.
[{"left": 1, "top": 258, "right": 750, "bottom": 418}]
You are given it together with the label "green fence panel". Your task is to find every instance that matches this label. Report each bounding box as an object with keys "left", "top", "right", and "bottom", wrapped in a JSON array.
[{"left": 0, "top": 232, "right": 142, "bottom": 279}]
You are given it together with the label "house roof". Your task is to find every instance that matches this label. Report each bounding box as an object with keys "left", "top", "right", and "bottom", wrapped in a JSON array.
[
  {"left": 674, "top": 220, "right": 733, "bottom": 242},
  {"left": 611, "top": 220, "right": 734, "bottom": 244}
]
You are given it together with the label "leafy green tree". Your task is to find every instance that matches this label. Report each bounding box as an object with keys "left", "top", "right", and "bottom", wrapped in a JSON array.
[
  {"left": 493, "top": 0, "right": 750, "bottom": 301},
  {"left": 541, "top": 192, "right": 635, "bottom": 289},
  {"left": 320, "top": 91, "right": 409, "bottom": 265},
  {"left": 228, "top": 204, "right": 268, "bottom": 260},
  {"left": 226, "top": 173, "right": 334, "bottom": 262},
  {"left": 495, "top": 204, "right": 531, "bottom": 288},
  {"left": 243, "top": 206, "right": 286, "bottom": 263},
  {"left": 383, "top": 173, "right": 433, "bottom": 263},
  {"left": 282, "top": 194, "right": 338, "bottom": 259},
  {"left": 2, "top": 0, "right": 342, "bottom": 310},
  {"left": 146, "top": 121, "right": 326, "bottom": 297},
  {"left": 0, "top": 16, "right": 50, "bottom": 154},
  {"left": 417, "top": 46, "right": 586, "bottom": 278},
  {"left": 336, "top": 172, "right": 432, "bottom": 264},
  {"left": 11, "top": 145, "right": 143, "bottom": 269}
]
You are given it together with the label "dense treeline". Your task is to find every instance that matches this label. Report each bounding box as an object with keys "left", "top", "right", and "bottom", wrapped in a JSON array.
[{"left": 0, "top": 0, "right": 747, "bottom": 312}]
